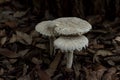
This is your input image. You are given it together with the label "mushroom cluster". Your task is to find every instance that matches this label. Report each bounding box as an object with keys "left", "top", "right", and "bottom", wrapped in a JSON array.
[{"left": 35, "top": 17, "right": 92, "bottom": 69}]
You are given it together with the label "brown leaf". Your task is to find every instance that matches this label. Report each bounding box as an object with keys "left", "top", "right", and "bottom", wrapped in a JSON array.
[
  {"left": 0, "top": 0, "right": 10, "bottom": 4},
  {"left": 73, "top": 63, "right": 81, "bottom": 80},
  {"left": 16, "top": 31, "right": 32, "bottom": 45},
  {"left": 94, "top": 65, "right": 107, "bottom": 80},
  {"left": 46, "top": 51, "right": 62, "bottom": 77},
  {"left": 90, "top": 40, "right": 104, "bottom": 49},
  {"left": 0, "top": 78, "right": 4, "bottom": 80},
  {"left": 115, "top": 36, "right": 120, "bottom": 42},
  {"left": 36, "top": 65, "right": 51, "bottom": 80},
  {"left": 0, "top": 68, "right": 4, "bottom": 75},
  {"left": 0, "top": 37, "right": 7, "bottom": 46},
  {"left": 93, "top": 50, "right": 113, "bottom": 62},
  {"left": 9, "top": 34, "right": 17, "bottom": 43},
  {"left": 0, "top": 29, "right": 6, "bottom": 37},
  {"left": 18, "top": 49, "right": 29, "bottom": 57},
  {"left": 13, "top": 11, "right": 27, "bottom": 18},
  {"left": 5, "top": 21, "right": 17, "bottom": 28},
  {"left": 31, "top": 57, "right": 42, "bottom": 64},
  {"left": 30, "top": 30, "right": 39, "bottom": 38},
  {"left": 84, "top": 67, "right": 98, "bottom": 80},
  {"left": 36, "top": 43, "right": 47, "bottom": 49},
  {"left": 102, "top": 67, "right": 117, "bottom": 80},
  {"left": 0, "top": 48, "right": 19, "bottom": 58},
  {"left": 17, "top": 75, "right": 31, "bottom": 80}
]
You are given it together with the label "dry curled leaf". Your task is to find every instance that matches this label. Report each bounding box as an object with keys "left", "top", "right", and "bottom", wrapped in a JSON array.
[
  {"left": 0, "top": 48, "right": 19, "bottom": 58},
  {"left": 93, "top": 50, "right": 113, "bottom": 62}
]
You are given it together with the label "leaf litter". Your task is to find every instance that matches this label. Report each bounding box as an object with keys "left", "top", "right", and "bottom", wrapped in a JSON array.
[{"left": 0, "top": 1, "right": 120, "bottom": 80}]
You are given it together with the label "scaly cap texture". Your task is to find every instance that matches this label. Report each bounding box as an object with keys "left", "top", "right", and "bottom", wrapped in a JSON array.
[{"left": 54, "top": 17, "right": 92, "bottom": 35}]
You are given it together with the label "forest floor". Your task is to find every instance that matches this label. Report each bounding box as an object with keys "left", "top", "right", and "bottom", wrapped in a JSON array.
[{"left": 0, "top": 1, "right": 120, "bottom": 80}]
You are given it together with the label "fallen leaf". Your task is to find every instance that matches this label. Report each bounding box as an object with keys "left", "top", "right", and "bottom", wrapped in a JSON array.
[
  {"left": 13, "top": 11, "right": 27, "bottom": 18},
  {"left": 102, "top": 67, "right": 117, "bottom": 80},
  {"left": 0, "top": 37, "right": 7, "bottom": 46},
  {"left": 84, "top": 67, "right": 98, "bottom": 80},
  {"left": 0, "top": 29, "right": 6, "bottom": 37},
  {"left": 9, "top": 34, "right": 17, "bottom": 43},
  {"left": 5, "top": 21, "right": 17, "bottom": 28},
  {"left": 16, "top": 31, "right": 32, "bottom": 45},
  {"left": 94, "top": 65, "right": 107, "bottom": 80},
  {"left": 93, "top": 44, "right": 104, "bottom": 49},
  {"left": 73, "top": 63, "right": 81, "bottom": 80},
  {"left": 45, "top": 51, "right": 62, "bottom": 77},
  {"left": 17, "top": 75, "right": 31, "bottom": 80},
  {"left": 90, "top": 39, "right": 104, "bottom": 49},
  {"left": 93, "top": 50, "right": 113, "bottom": 62},
  {"left": 30, "top": 30, "right": 39, "bottom": 38},
  {"left": 18, "top": 49, "right": 29, "bottom": 57},
  {"left": 115, "top": 36, "right": 120, "bottom": 42},
  {"left": 36, "top": 43, "right": 47, "bottom": 49},
  {"left": 31, "top": 57, "right": 42, "bottom": 64},
  {"left": 0, "top": 78, "right": 4, "bottom": 80},
  {"left": 36, "top": 65, "right": 51, "bottom": 80},
  {"left": 0, "top": 0, "right": 10, "bottom": 4},
  {"left": 9, "top": 58, "right": 17, "bottom": 64},
  {"left": 0, "top": 68, "right": 4, "bottom": 75},
  {"left": 0, "top": 48, "right": 19, "bottom": 58}
]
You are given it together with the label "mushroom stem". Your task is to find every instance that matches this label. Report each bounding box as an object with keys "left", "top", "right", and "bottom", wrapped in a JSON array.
[
  {"left": 49, "top": 36, "right": 55, "bottom": 56},
  {"left": 66, "top": 51, "right": 74, "bottom": 68}
]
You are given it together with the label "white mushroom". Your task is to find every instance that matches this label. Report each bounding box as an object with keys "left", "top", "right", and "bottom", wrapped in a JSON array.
[
  {"left": 35, "top": 21, "right": 56, "bottom": 36},
  {"left": 35, "top": 21, "right": 56, "bottom": 55},
  {"left": 53, "top": 17, "right": 92, "bottom": 36},
  {"left": 54, "top": 35, "right": 88, "bottom": 68}
]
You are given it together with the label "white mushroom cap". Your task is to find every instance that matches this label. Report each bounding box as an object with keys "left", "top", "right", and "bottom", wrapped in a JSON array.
[
  {"left": 54, "top": 35, "right": 88, "bottom": 52},
  {"left": 54, "top": 17, "right": 92, "bottom": 35},
  {"left": 35, "top": 21, "right": 56, "bottom": 36}
]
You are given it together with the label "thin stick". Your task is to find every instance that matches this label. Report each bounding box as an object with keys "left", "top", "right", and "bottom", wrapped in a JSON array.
[{"left": 49, "top": 36, "right": 55, "bottom": 56}]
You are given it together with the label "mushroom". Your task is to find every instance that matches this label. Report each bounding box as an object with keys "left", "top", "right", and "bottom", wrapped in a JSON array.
[
  {"left": 53, "top": 17, "right": 92, "bottom": 69},
  {"left": 54, "top": 35, "right": 88, "bottom": 68},
  {"left": 53, "top": 17, "right": 92, "bottom": 36},
  {"left": 35, "top": 20, "right": 56, "bottom": 55}
]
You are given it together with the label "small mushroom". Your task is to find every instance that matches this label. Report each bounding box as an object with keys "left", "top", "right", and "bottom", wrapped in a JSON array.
[
  {"left": 54, "top": 35, "right": 88, "bottom": 69},
  {"left": 53, "top": 17, "right": 92, "bottom": 36},
  {"left": 35, "top": 21, "right": 56, "bottom": 55}
]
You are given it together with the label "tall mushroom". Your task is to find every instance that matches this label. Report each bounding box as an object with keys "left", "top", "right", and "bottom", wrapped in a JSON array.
[
  {"left": 35, "top": 21, "right": 56, "bottom": 55},
  {"left": 53, "top": 17, "right": 92, "bottom": 69}
]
